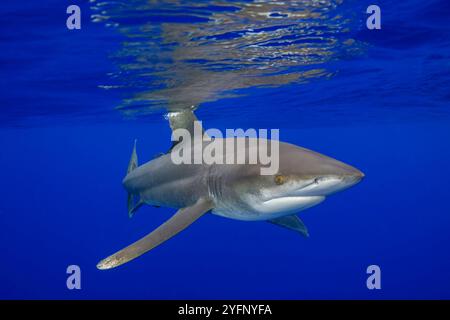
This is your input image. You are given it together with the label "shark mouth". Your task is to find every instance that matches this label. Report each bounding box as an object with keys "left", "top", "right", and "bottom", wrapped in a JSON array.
[
  {"left": 260, "top": 196, "right": 326, "bottom": 216},
  {"left": 291, "top": 175, "right": 363, "bottom": 197}
]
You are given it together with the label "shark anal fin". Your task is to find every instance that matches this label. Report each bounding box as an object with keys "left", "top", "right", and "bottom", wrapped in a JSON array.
[
  {"left": 97, "top": 198, "right": 213, "bottom": 270},
  {"left": 269, "top": 215, "right": 309, "bottom": 238}
]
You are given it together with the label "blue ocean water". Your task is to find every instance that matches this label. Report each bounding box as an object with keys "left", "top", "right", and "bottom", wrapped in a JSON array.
[{"left": 1, "top": 0, "right": 450, "bottom": 299}]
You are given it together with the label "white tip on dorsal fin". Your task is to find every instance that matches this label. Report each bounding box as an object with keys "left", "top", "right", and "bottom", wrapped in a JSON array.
[
  {"left": 165, "top": 106, "right": 204, "bottom": 136},
  {"left": 164, "top": 107, "right": 208, "bottom": 153}
]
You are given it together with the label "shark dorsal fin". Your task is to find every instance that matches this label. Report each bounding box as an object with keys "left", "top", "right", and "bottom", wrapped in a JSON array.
[
  {"left": 165, "top": 107, "right": 207, "bottom": 153},
  {"left": 166, "top": 107, "right": 202, "bottom": 136}
]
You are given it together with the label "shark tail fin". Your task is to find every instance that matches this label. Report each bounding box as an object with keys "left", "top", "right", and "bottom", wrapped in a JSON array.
[{"left": 127, "top": 140, "right": 142, "bottom": 218}]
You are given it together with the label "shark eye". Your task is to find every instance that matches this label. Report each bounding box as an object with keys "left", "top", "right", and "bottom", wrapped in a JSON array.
[{"left": 274, "top": 175, "right": 287, "bottom": 185}]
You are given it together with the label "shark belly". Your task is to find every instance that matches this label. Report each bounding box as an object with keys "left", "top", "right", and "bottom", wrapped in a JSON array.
[{"left": 211, "top": 195, "right": 325, "bottom": 221}]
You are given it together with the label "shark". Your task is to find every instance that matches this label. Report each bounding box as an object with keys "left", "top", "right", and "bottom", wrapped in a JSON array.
[{"left": 97, "top": 109, "right": 364, "bottom": 270}]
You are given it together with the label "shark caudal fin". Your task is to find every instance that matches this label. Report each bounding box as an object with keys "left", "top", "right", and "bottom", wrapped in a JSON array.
[
  {"left": 127, "top": 139, "right": 138, "bottom": 174},
  {"left": 127, "top": 140, "right": 143, "bottom": 218}
]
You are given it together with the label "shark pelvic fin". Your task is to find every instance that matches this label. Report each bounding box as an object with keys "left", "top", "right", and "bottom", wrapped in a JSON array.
[
  {"left": 97, "top": 198, "right": 214, "bottom": 270},
  {"left": 127, "top": 194, "right": 144, "bottom": 218},
  {"left": 269, "top": 215, "right": 309, "bottom": 238}
]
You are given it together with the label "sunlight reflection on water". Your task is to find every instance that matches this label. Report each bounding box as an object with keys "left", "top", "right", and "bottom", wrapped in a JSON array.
[{"left": 90, "top": 0, "right": 364, "bottom": 115}]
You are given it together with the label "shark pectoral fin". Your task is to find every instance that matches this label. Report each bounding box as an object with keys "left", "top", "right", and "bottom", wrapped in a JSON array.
[
  {"left": 97, "top": 198, "right": 214, "bottom": 270},
  {"left": 269, "top": 215, "right": 309, "bottom": 238}
]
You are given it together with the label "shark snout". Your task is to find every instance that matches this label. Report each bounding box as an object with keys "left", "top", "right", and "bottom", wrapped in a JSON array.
[
  {"left": 323, "top": 159, "right": 364, "bottom": 194},
  {"left": 322, "top": 162, "right": 364, "bottom": 195},
  {"left": 341, "top": 165, "right": 364, "bottom": 181},
  {"left": 293, "top": 159, "right": 364, "bottom": 197},
  {"left": 323, "top": 156, "right": 364, "bottom": 179},
  {"left": 341, "top": 169, "right": 364, "bottom": 187}
]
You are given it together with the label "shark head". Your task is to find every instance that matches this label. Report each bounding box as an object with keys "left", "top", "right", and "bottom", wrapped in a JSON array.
[{"left": 228, "top": 142, "right": 364, "bottom": 219}]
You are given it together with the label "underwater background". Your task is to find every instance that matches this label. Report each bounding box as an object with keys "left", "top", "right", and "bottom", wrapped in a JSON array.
[{"left": 1, "top": 0, "right": 450, "bottom": 299}]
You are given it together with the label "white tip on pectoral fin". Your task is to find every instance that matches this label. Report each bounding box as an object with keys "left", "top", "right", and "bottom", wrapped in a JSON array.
[{"left": 97, "top": 198, "right": 213, "bottom": 270}]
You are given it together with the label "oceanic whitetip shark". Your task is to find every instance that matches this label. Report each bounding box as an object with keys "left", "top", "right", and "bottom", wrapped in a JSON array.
[{"left": 97, "top": 110, "right": 364, "bottom": 270}]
